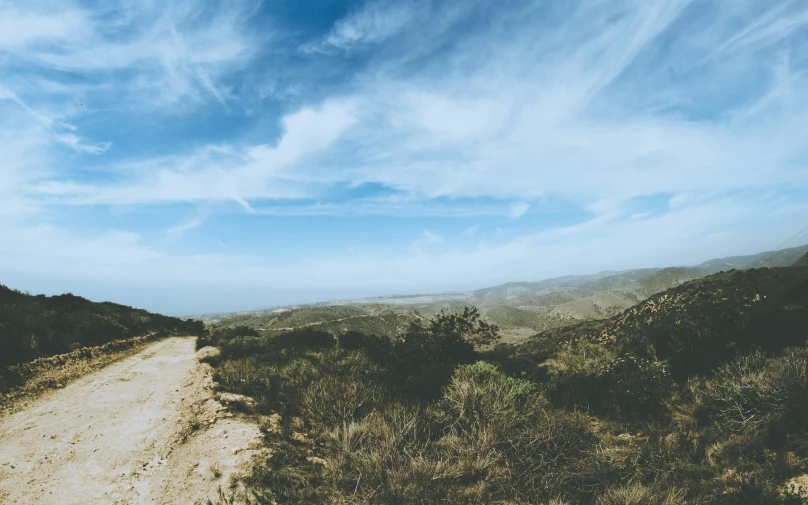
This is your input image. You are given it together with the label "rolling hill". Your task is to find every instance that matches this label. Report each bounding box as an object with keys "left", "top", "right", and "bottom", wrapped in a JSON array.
[
  {"left": 208, "top": 244, "right": 808, "bottom": 341},
  {"left": 511, "top": 262, "right": 808, "bottom": 381},
  {"left": 0, "top": 284, "right": 204, "bottom": 366}
]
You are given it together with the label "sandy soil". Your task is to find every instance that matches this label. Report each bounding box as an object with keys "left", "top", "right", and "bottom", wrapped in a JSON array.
[{"left": 0, "top": 337, "right": 265, "bottom": 505}]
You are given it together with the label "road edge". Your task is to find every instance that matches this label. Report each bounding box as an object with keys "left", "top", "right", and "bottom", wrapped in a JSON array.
[{"left": 0, "top": 333, "right": 181, "bottom": 418}]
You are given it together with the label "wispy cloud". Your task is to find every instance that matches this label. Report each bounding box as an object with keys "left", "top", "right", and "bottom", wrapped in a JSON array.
[
  {"left": 3, "top": 1, "right": 255, "bottom": 110},
  {"left": 0, "top": 82, "right": 108, "bottom": 153},
  {"left": 0, "top": 4, "right": 88, "bottom": 49},
  {"left": 411, "top": 229, "right": 443, "bottom": 253},
  {"left": 2, "top": 0, "right": 808, "bottom": 311},
  {"left": 507, "top": 203, "right": 530, "bottom": 220},
  {"left": 301, "top": 0, "right": 415, "bottom": 53}
]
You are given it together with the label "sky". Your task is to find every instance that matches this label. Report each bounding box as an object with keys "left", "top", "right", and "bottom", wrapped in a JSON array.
[{"left": 1, "top": 0, "right": 808, "bottom": 315}]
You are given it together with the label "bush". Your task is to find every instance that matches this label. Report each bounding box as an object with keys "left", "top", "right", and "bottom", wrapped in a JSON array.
[
  {"left": 596, "top": 354, "right": 674, "bottom": 422},
  {"left": 703, "top": 350, "right": 808, "bottom": 445},
  {"left": 439, "top": 361, "right": 602, "bottom": 503},
  {"left": 543, "top": 340, "right": 615, "bottom": 412},
  {"left": 0, "top": 284, "right": 202, "bottom": 366},
  {"left": 337, "top": 331, "right": 367, "bottom": 350},
  {"left": 300, "top": 373, "right": 385, "bottom": 428},
  {"left": 213, "top": 358, "right": 277, "bottom": 411},
  {"left": 441, "top": 361, "right": 535, "bottom": 434},
  {"left": 273, "top": 329, "right": 336, "bottom": 352},
  {"left": 702, "top": 350, "right": 771, "bottom": 436},
  {"left": 388, "top": 307, "right": 500, "bottom": 398}
]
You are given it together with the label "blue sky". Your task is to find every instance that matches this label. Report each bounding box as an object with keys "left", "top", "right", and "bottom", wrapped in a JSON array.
[{"left": 1, "top": 0, "right": 808, "bottom": 315}]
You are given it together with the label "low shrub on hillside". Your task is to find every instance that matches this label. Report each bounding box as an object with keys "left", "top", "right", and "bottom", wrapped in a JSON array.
[
  {"left": 0, "top": 284, "right": 204, "bottom": 366},
  {"left": 386, "top": 306, "right": 501, "bottom": 398},
  {"left": 703, "top": 349, "right": 808, "bottom": 448},
  {"left": 543, "top": 340, "right": 615, "bottom": 412},
  {"left": 597, "top": 354, "right": 674, "bottom": 422}
]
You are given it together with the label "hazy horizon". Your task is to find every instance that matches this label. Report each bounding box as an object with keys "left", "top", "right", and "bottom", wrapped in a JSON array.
[
  {"left": 2, "top": 0, "right": 808, "bottom": 314},
  {"left": 2, "top": 241, "right": 805, "bottom": 317}
]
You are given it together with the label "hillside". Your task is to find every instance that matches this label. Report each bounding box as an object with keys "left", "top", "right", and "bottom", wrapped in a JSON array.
[
  {"left": 0, "top": 284, "right": 204, "bottom": 366},
  {"left": 794, "top": 251, "right": 808, "bottom": 267},
  {"left": 201, "top": 260, "right": 808, "bottom": 504},
  {"left": 469, "top": 244, "right": 808, "bottom": 328},
  {"left": 511, "top": 265, "right": 808, "bottom": 381}
]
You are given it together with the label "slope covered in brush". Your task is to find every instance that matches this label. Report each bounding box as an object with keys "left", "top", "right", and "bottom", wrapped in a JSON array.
[
  {"left": 512, "top": 266, "right": 808, "bottom": 381},
  {"left": 0, "top": 284, "right": 204, "bottom": 366},
  {"left": 604, "top": 267, "right": 808, "bottom": 379}
]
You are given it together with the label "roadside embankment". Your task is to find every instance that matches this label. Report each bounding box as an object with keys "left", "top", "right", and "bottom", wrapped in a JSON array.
[{"left": 0, "top": 332, "right": 169, "bottom": 416}]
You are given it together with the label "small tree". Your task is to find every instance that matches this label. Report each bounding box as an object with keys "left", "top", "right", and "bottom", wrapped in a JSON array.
[{"left": 389, "top": 307, "right": 500, "bottom": 398}]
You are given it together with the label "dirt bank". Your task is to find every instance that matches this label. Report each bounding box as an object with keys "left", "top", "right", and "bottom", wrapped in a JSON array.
[{"left": 1, "top": 333, "right": 167, "bottom": 416}]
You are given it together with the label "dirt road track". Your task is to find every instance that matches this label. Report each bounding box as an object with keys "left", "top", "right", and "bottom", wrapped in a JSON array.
[{"left": 0, "top": 337, "right": 264, "bottom": 505}]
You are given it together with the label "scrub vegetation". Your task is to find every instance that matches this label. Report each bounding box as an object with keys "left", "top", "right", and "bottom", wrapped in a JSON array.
[
  {"left": 0, "top": 284, "right": 204, "bottom": 367},
  {"left": 203, "top": 255, "right": 808, "bottom": 504}
]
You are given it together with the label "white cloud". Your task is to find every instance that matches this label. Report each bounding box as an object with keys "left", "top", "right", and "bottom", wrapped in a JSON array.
[
  {"left": 0, "top": 5, "right": 88, "bottom": 49},
  {"left": 18, "top": 0, "right": 808, "bottom": 213},
  {"left": 2, "top": 189, "right": 806, "bottom": 314},
  {"left": 3, "top": 0, "right": 808, "bottom": 312},
  {"left": 411, "top": 229, "right": 443, "bottom": 253},
  {"left": 25, "top": 99, "right": 358, "bottom": 207},
  {"left": 301, "top": 0, "right": 414, "bottom": 53},
  {"left": 3, "top": 1, "right": 254, "bottom": 109},
  {"left": 0, "top": 82, "right": 110, "bottom": 154},
  {"left": 167, "top": 209, "right": 211, "bottom": 236},
  {"left": 463, "top": 225, "right": 480, "bottom": 236},
  {"left": 53, "top": 133, "right": 111, "bottom": 154},
  {"left": 507, "top": 203, "right": 530, "bottom": 220}
]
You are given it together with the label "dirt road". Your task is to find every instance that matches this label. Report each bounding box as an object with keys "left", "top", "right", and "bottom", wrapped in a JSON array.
[{"left": 0, "top": 337, "right": 264, "bottom": 505}]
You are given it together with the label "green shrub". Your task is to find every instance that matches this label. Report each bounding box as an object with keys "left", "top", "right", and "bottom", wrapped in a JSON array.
[
  {"left": 703, "top": 350, "right": 808, "bottom": 446},
  {"left": 543, "top": 340, "right": 615, "bottom": 412},
  {"left": 300, "top": 373, "right": 385, "bottom": 428},
  {"left": 195, "top": 335, "right": 211, "bottom": 350},
  {"left": 388, "top": 307, "right": 500, "bottom": 398},
  {"left": 596, "top": 354, "right": 674, "bottom": 422},
  {"left": 273, "top": 329, "right": 336, "bottom": 352},
  {"left": 702, "top": 350, "right": 771, "bottom": 436},
  {"left": 439, "top": 361, "right": 602, "bottom": 503},
  {"left": 441, "top": 361, "right": 535, "bottom": 434},
  {"left": 337, "top": 330, "right": 367, "bottom": 350},
  {"left": 0, "top": 284, "right": 202, "bottom": 366}
]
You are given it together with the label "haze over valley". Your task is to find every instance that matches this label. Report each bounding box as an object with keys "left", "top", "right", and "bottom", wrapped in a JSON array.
[{"left": 202, "top": 243, "right": 808, "bottom": 342}]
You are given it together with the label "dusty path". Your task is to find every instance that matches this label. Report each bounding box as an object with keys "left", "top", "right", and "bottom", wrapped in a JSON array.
[{"left": 0, "top": 337, "right": 264, "bottom": 505}]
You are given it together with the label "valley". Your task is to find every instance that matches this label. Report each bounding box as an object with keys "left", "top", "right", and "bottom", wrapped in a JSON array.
[{"left": 205, "top": 244, "right": 808, "bottom": 342}]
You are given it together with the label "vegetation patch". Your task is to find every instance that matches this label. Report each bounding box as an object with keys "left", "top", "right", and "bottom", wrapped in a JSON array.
[
  {"left": 0, "top": 284, "right": 204, "bottom": 366},
  {"left": 203, "top": 265, "right": 808, "bottom": 504}
]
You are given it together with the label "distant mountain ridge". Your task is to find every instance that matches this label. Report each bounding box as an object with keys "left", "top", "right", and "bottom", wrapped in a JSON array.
[
  {"left": 472, "top": 244, "right": 808, "bottom": 302},
  {"left": 207, "top": 244, "right": 808, "bottom": 341}
]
